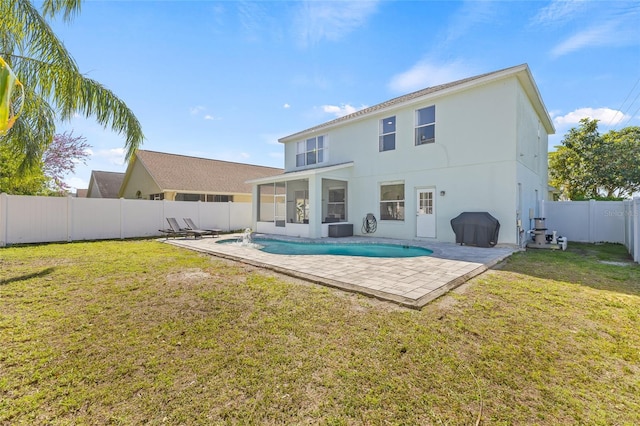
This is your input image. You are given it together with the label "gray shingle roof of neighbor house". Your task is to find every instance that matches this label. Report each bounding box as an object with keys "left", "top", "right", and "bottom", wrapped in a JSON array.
[
  {"left": 89, "top": 171, "right": 125, "bottom": 198},
  {"left": 279, "top": 63, "right": 555, "bottom": 142},
  {"left": 129, "top": 150, "right": 283, "bottom": 194}
]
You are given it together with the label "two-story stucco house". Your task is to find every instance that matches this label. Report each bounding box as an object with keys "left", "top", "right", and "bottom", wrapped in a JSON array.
[{"left": 249, "top": 64, "right": 555, "bottom": 246}]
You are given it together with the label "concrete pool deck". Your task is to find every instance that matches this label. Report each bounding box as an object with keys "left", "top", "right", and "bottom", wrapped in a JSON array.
[{"left": 165, "top": 234, "right": 518, "bottom": 309}]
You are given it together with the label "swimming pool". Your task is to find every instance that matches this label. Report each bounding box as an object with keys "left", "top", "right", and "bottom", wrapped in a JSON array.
[{"left": 218, "top": 238, "right": 433, "bottom": 258}]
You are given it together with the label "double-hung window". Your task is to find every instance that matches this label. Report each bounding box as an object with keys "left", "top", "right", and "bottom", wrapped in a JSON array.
[
  {"left": 415, "top": 105, "right": 435, "bottom": 145},
  {"left": 296, "top": 135, "right": 326, "bottom": 167},
  {"left": 380, "top": 183, "right": 405, "bottom": 221},
  {"left": 379, "top": 116, "right": 396, "bottom": 152}
]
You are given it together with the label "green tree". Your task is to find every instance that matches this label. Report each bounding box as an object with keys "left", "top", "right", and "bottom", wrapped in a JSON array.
[
  {"left": 549, "top": 118, "right": 640, "bottom": 200},
  {"left": 599, "top": 126, "right": 640, "bottom": 198},
  {"left": 0, "top": 143, "right": 47, "bottom": 194},
  {"left": 0, "top": 0, "right": 143, "bottom": 170},
  {"left": 0, "top": 131, "right": 90, "bottom": 195}
]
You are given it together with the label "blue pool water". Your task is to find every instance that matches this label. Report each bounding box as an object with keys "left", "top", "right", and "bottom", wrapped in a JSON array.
[{"left": 218, "top": 238, "right": 432, "bottom": 258}]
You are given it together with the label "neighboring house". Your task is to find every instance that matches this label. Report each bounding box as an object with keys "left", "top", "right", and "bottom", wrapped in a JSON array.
[
  {"left": 249, "top": 64, "right": 555, "bottom": 245},
  {"left": 75, "top": 188, "right": 88, "bottom": 198},
  {"left": 87, "top": 171, "right": 125, "bottom": 199},
  {"left": 119, "top": 149, "right": 283, "bottom": 202}
]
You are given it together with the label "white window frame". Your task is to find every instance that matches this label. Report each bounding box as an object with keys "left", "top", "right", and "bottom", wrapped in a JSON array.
[
  {"left": 296, "top": 135, "right": 327, "bottom": 167},
  {"left": 415, "top": 105, "right": 435, "bottom": 145},
  {"left": 379, "top": 116, "right": 396, "bottom": 152},
  {"left": 379, "top": 182, "right": 405, "bottom": 221}
]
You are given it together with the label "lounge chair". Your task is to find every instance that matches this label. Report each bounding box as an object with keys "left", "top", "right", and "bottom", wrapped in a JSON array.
[
  {"left": 159, "top": 218, "right": 187, "bottom": 239},
  {"left": 165, "top": 217, "right": 207, "bottom": 239},
  {"left": 183, "top": 218, "right": 222, "bottom": 238}
]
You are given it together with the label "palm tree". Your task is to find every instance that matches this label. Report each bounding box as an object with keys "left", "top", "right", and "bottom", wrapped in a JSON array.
[{"left": 0, "top": 0, "right": 143, "bottom": 169}]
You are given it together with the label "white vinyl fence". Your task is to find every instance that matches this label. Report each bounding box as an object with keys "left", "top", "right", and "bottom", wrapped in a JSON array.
[
  {"left": 541, "top": 198, "right": 639, "bottom": 263},
  {"left": 0, "top": 193, "right": 252, "bottom": 247}
]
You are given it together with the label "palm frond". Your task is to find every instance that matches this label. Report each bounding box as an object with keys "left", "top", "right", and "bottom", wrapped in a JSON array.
[
  {"left": 42, "top": 0, "right": 82, "bottom": 22},
  {"left": 3, "top": 85, "right": 55, "bottom": 171},
  {"left": 1, "top": 0, "right": 144, "bottom": 166}
]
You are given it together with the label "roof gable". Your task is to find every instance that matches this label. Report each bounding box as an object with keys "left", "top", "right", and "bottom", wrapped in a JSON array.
[
  {"left": 88, "top": 171, "right": 125, "bottom": 198},
  {"left": 130, "top": 150, "right": 283, "bottom": 194},
  {"left": 279, "top": 63, "right": 554, "bottom": 142}
]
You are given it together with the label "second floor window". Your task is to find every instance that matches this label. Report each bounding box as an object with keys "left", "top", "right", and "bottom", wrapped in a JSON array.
[
  {"left": 296, "top": 135, "right": 326, "bottom": 167},
  {"left": 415, "top": 105, "right": 435, "bottom": 145},
  {"left": 379, "top": 116, "right": 396, "bottom": 152}
]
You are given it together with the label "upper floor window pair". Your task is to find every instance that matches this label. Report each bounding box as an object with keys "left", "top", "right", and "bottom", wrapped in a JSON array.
[
  {"left": 294, "top": 105, "right": 436, "bottom": 167},
  {"left": 379, "top": 105, "right": 436, "bottom": 152},
  {"left": 296, "top": 135, "right": 326, "bottom": 167}
]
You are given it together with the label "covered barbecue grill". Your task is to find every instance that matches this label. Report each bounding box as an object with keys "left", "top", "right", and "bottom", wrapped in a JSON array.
[{"left": 450, "top": 212, "right": 500, "bottom": 247}]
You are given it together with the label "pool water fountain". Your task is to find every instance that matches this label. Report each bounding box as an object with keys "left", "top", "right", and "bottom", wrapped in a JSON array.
[
  {"left": 231, "top": 228, "right": 262, "bottom": 249},
  {"left": 239, "top": 228, "right": 253, "bottom": 245}
]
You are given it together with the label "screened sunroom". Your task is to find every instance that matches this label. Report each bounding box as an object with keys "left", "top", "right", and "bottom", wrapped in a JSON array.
[{"left": 249, "top": 163, "right": 353, "bottom": 238}]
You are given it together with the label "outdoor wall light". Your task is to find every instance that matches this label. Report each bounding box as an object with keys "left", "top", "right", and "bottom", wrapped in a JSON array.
[{"left": 440, "top": 190, "right": 446, "bottom": 196}]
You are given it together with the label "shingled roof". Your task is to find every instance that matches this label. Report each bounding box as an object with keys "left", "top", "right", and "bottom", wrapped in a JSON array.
[
  {"left": 88, "top": 171, "right": 125, "bottom": 198},
  {"left": 280, "top": 63, "right": 553, "bottom": 142},
  {"left": 130, "top": 150, "right": 283, "bottom": 194}
]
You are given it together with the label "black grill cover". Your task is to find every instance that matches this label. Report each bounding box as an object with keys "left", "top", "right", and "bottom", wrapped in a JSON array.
[{"left": 450, "top": 212, "right": 500, "bottom": 247}]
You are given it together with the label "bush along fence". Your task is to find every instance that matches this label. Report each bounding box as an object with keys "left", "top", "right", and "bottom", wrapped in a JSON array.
[
  {"left": 0, "top": 193, "right": 252, "bottom": 247},
  {"left": 541, "top": 198, "right": 639, "bottom": 263}
]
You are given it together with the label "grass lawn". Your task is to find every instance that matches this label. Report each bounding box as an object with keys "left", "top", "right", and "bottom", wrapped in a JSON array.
[{"left": 1, "top": 240, "right": 638, "bottom": 424}]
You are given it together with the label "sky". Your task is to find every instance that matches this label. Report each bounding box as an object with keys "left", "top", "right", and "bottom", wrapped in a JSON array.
[{"left": 47, "top": 0, "right": 640, "bottom": 191}]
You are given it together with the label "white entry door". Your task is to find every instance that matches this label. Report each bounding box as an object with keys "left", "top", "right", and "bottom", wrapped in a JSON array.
[{"left": 416, "top": 189, "right": 436, "bottom": 238}]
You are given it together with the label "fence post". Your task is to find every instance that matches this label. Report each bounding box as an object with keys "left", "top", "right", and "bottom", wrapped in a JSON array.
[
  {"left": 588, "top": 199, "right": 597, "bottom": 243},
  {"left": 0, "top": 193, "right": 7, "bottom": 247},
  {"left": 634, "top": 197, "right": 640, "bottom": 263},
  {"left": 67, "top": 195, "right": 73, "bottom": 242},
  {"left": 120, "top": 198, "right": 124, "bottom": 240}
]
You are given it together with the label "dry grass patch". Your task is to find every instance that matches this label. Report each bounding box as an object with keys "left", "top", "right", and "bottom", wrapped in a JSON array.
[{"left": 0, "top": 240, "right": 638, "bottom": 424}]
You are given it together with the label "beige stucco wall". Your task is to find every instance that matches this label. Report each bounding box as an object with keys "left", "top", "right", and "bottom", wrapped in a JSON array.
[
  {"left": 120, "top": 160, "right": 254, "bottom": 202},
  {"left": 120, "top": 160, "right": 162, "bottom": 199}
]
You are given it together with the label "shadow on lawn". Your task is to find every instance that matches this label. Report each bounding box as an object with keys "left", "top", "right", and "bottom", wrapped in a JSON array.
[
  {"left": 0, "top": 267, "right": 56, "bottom": 286},
  {"left": 500, "top": 243, "right": 640, "bottom": 297}
]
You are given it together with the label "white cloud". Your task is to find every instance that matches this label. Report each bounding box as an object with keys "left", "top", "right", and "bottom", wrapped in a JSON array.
[
  {"left": 238, "top": 1, "right": 270, "bottom": 42},
  {"left": 444, "top": 0, "right": 499, "bottom": 45},
  {"left": 65, "top": 176, "right": 89, "bottom": 191},
  {"left": 321, "top": 103, "right": 366, "bottom": 118},
  {"left": 92, "top": 147, "right": 126, "bottom": 166},
  {"left": 283, "top": 103, "right": 291, "bottom": 109},
  {"left": 294, "top": 1, "right": 379, "bottom": 47},
  {"left": 530, "top": 0, "right": 587, "bottom": 27},
  {"left": 388, "top": 60, "right": 471, "bottom": 94},
  {"left": 189, "top": 106, "right": 205, "bottom": 115},
  {"left": 203, "top": 114, "right": 220, "bottom": 121},
  {"left": 553, "top": 107, "right": 629, "bottom": 127},
  {"left": 548, "top": 3, "right": 639, "bottom": 58},
  {"left": 550, "top": 21, "right": 619, "bottom": 58}
]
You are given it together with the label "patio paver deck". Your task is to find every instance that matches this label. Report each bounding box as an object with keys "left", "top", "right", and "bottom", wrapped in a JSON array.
[{"left": 165, "top": 234, "right": 517, "bottom": 309}]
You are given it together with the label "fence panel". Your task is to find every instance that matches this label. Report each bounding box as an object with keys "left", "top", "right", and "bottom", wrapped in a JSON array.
[
  {"left": 3, "top": 195, "right": 69, "bottom": 244},
  {"left": 121, "top": 199, "right": 164, "bottom": 238},
  {"left": 71, "top": 198, "right": 122, "bottom": 241},
  {"left": 626, "top": 198, "right": 639, "bottom": 262},
  {"left": 542, "top": 200, "right": 626, "bottom": 243},
  {"left": 0, "top": 194, "right": 252, "bottom": 246},
  {"left": 230, "top": 202, "right": 252, "bottom": 231}
]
